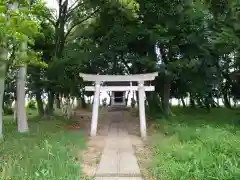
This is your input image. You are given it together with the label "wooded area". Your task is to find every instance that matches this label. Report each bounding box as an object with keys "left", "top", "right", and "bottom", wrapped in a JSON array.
[
  {"left": 1, "top": 0, "right": 240, "bottom": 137},
  {"left": 0, "top": 1, "right": 240, "bottom": 179}
]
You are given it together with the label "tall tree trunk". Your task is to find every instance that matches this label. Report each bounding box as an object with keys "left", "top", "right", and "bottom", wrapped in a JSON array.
[
  {"left": 55, "top": 93, "right": 61, "bottom": 109},
  {"left": 223, "top": 91, "right": 231, "bottom": 108},
  {"left": 45, "top": 90, "right": 55, "bottom": 115},
  {"left": 217, "top": 98, "right": 220, "bottom": 107},
  {"left": 163, "top": 78, "right": 172, "bottom": 116},
  {"left": 77, "top": 98, "right": 81, "bottom": 108},
  {"left": 29, "top": 64, "right": 44, "bottom": 114},
  {"left": 12, "top": 92, "right": 17, "bottom": 121},
  {"left": 17, "top": 66, "right": 28, "bottom": 132},
  {"left": 65, "top": 96, "right": 73, "bottom": 119},
  {"left": 0, "top": 66, "right": 6, "bottom": 138},
  {"left": 13, "top": 102, "right": 17, "bottom": 121},
  {"left": 135, "top": 91, "right": 139, "bottom": 106},
  {"left": 213, "top": 101, "right": 220, "bottom": 108},
  {"left": 35, "top": 90, "right": 44, "bottom": 116},
  {"left": 1, "top": 2, "right": 16, "bottom": 138},
  {"left": 196, "top": 96, "right": 204, "bottom": 108},
  {"left": 204, "top": 96, "right": 211, "bottom": 112},
  {"left": 178, "top": 99, "right": 180, "bottom": 107},
  {"left": 234, "top": 99, "right": 237, "bottom": 108},
  {"left": 81, "top": 94, "right": 87, "bottom": 108},
  {"left": 209, "top": 94, "right": 216, "bottom": 108},
  {"left": 189, "top": 94, "right": 196, "bottom": 108},
  {"left": 146, "top": 92, "right": 162, "bottom": 114},
  {"left": 180, "top": 97, "right": 186, "bottom": 107},
  {"left": 0, "top": 44, "right": 8, "bottom": 138}
]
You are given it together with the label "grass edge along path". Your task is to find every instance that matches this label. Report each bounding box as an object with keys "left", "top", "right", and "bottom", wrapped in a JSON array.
[
  {"left": 0, "top": 114, "right": 86, "bottom": 180},
  {"left": 149, "top": 108, "right": 240, "bottom": 180}
]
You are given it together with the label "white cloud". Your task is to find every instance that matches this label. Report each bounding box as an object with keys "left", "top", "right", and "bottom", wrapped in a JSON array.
[{"left": 45, "top": 0, "right": 57, "bottom": 9}]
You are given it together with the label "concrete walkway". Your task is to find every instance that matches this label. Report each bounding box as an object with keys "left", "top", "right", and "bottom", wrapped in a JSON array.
[{"left": 95, "top": 112, "right": 142, "bottom": 180}]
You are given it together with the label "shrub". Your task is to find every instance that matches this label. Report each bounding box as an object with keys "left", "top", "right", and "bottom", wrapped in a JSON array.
[
  {"left": 27, "top": 99, "right": 37, "bottom": 110},
  {"left": 3, "top": 106, "right": 14, "bottom": 115}
]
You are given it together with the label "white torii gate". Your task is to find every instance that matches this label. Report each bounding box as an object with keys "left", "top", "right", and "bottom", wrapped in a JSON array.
[{"left": 79, "top": 72, "right": 158, "bottom": 139}]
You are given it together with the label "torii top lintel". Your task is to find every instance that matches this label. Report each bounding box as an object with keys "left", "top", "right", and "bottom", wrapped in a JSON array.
[{"left": 79, "top": 72, "right": 158, "bottom": 82}]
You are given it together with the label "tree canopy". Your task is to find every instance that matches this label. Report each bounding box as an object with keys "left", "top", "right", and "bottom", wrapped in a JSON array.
[{"left": 1, "top": 0, "right": 240, "bottom": 134}]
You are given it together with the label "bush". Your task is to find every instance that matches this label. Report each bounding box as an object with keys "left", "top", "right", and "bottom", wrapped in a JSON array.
[
  {"left": 27, "top": 99, "right": 37, "bottom": 110},
  {"left": 3, "top": 106, "right": 14, "bottom": 115}
]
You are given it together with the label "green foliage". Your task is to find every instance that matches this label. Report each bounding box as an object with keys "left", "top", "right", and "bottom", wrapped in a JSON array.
[
  {"left": 3, "top": 1, "right": 240, "bottom": 178},
  {"left": 0, "top": 113, "right": 86, "bottom": 179},
  {"left": 3, "top": 106, "right": 13, "bottom": 115},
  {"left": 26, "top": 99, "right": 37, "bottom": 110},
  {"left": 0, "top": 0, "right": 42, "bottom": 72},
  {"left": 151, "top": 108, "right": 240, "bottom": 180}
]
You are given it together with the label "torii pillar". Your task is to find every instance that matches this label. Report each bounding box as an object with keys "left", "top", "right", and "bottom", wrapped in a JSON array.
[
  {"left": 91, "top": 81, "right": 100, "bottom": 136},
  {"left": 138, "top": 81, "right": 147, "bottom": 138}
]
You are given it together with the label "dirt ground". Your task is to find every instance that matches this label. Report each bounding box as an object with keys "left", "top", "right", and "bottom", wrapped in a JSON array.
[
  {"left": 74, "top": 108, "right": 155, "bottom": 180},
  {"left": 74, "top": 108, "right": 109, "bottom": 179},
  {"left": 80, "top": 136, "right": 105, "bottom": 179}
]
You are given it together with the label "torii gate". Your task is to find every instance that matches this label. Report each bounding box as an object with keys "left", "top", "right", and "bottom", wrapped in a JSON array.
[{"left": 79, "top": 72, "right": 158, "bottom": 139}]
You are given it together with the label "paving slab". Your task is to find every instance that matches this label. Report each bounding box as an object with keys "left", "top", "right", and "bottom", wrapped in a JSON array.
[
  {"left": 96, "top": 150, "right": 118, "bottom": 174},
  {"left": 95, "top": 178, "right": 142, "bottom": 180},
  {"left": 119, "top": 152, "right": 141, "bottom": 174},
  {"left": 95, "top": 112, "right": 142, "bottom": 180}
]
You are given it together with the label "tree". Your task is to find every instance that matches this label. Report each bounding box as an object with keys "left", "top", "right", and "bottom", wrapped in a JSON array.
[{"left": 0, "top": 0, "right": 40, "bottom": 137}]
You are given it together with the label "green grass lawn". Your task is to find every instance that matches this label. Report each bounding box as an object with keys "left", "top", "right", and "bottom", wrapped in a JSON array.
[
  {"left": 0, "top": 110, "right": 85, "bottom": 180},
  {"left": 151, "top": 108, "right": 240, "bottom": 180}
]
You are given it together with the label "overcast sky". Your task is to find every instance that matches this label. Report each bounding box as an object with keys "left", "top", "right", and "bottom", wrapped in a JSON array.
[
  {"left": 45, "top": 0, "right": 57, "bottom": 9},
  {"left": 45, "top": 0, "right": 75, "bottom": 9}
]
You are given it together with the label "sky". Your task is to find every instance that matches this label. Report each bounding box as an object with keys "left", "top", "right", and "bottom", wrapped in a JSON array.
[
  {"left": 45, "top": 0, "right": 75, "bottom": 10},
  {"left": 45, "top": 0, "right": 57, "bottom": 9}
]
